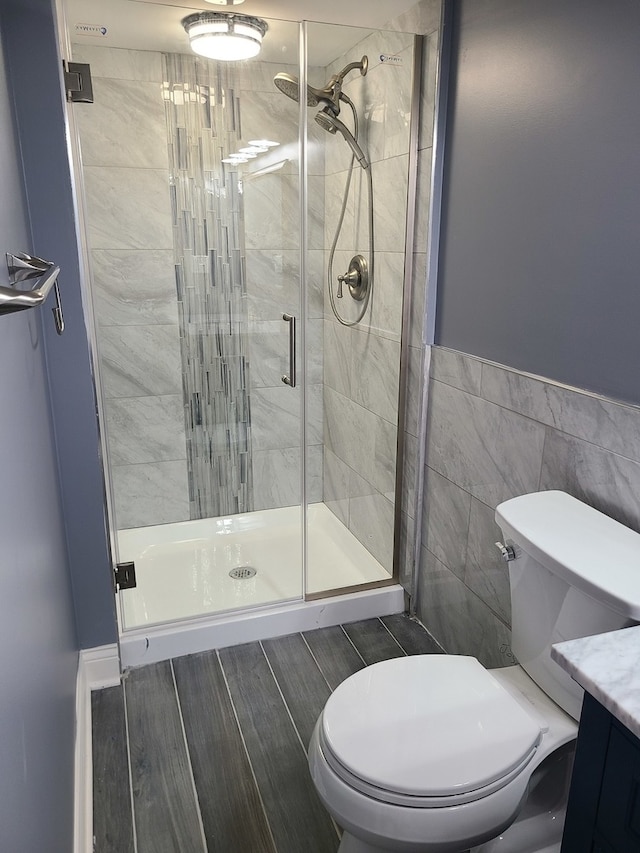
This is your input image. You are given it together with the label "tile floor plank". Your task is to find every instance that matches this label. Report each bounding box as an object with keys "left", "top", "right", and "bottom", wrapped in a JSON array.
[
  {"left": 342, "top": 618, "right": 406, "bottom": 665},
  {"left": 381, "top": 614, "right": 445, "bottom": 655},
  {"left": 92, "top": 685, "right": 135, "bottom": 853},
  {"left": 173, "top": 652, "right": 276, "bottom": 853},
  {"left": 125, "top": 662, "right": 205, "bottom": 853},
  {"left": 219, "top": 642, "right": 338, "bottom": 853},
  {"left": 262, "top": 633, "right": 332, "bottom": 749},
  {"left": 302, "top": 624, "right": 365, "bottom": 689}
]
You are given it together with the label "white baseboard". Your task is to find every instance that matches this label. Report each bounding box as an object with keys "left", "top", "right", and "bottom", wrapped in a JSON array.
[{"left": 74, "top": 644, "right": 121, "bottom": 853}]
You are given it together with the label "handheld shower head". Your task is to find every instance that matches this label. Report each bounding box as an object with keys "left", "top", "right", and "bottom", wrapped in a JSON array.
[
  {"left": 273, "top": 72, "right": 322, "bottom": 107},
  {"left": 273, "top": 56, "right": 368, "bottom": 116},
  {"left": 315, "top": 108, "right": 369, "bottom": 169}
]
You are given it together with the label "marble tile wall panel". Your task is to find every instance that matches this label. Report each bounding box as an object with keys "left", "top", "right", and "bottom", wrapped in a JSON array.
[
  {"left": 464, "top": 497, "right": 511, "bottom": 624},
  {"left": 100, "top": 325, "right": 183, "bottom": 399},
  {"left": 430, "top": 346, "right": 483, "bottom": 395},
  {"left": 252, "top": 445, "right": 322, "bottom": 511},
  {"left": 427, "top": 379, "right": 546, "bottom": 508},
  {"left": 350, "top": 329, "right": 401, "bottom": 425},
  {"left": 417, "top": 548, "right": 514, "bottom": 669},
  {"left": 323, "top": 387, "right": 396, "bottom": 500},
  {"left": 112, "top": 461, "right": 191, "bottom": 529},
  {"left": 71, "top": 45, "right": 163, "bottom": 82},
  {"left": 422, "top": 468, "right": 470, "bottom": 576},
  {"left": 91, "top": 250, "right": 177, "bottom": 327},
  {"left": 539, "top": 429, "right": 640, "bottom": 533},
  {"left": 323, "top": 320, "right": 352, "bottom": 398},
  {"left": 323, "top": 447, "right": 350, "bottom": 526},
  {"left": 76, "top": 78, "right": 167, "bottom": 169},
  {"left": 366, "top": 251, "right": 404, "bottom": 343},
  {"left": 105, "top": 396, "right": 186, "bottom": 466},
  {"left": 83, "top": 166, "right": 173, "bottom": 251},
  {"left": 481, "top": 361, "right": 640, "bottom": 464}
]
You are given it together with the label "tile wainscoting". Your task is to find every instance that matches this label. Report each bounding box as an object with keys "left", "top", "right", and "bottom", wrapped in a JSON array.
[{"left": 418, "top": 346, "right": 640, "bottom": 667}]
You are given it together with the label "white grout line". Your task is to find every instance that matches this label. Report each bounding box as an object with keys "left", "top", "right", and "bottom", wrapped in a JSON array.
[
  {"left": 216, "top": 650, "right": 279, "bottom": 853},
  {"left": 377, "top": 616, "right": 409, "bottom": 655},
  {"left": 339, "top": 624, "right": 368, "bottom": 666},
  {"left": 121, "top": 676, "right": 140, "bottom": 853},
  {"left": 300, "top": 632, "right": 334, "bottom": 693},
  {"left": 259, "top": 640, "right": 309, "bottom": 756},
  {"left": 169, "top": 659, "right": 209, "bottom": 853}
]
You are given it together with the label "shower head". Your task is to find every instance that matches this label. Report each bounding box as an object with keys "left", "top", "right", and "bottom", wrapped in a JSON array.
[
  {"left": 273, "top": 71, "right": 333, "bottom": 107},
  {"left": 273, "top": 56, "right": 368, "bottom": 115},
  {"left": 315, "top": 108, "right": 369, "bottom": 169}
]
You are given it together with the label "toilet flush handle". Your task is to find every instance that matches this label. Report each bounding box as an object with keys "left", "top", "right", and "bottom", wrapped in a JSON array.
[{"left": 495, "top": 541, "right": 516, "bottom": 562}]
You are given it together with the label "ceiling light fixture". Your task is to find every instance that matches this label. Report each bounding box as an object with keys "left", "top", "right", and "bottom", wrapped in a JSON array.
[
  {"left": 182, "top": 12, "right": 268, "bottom": 62},
  {"left": 204, "top": 1, "right": 246, "bottom": 5}
]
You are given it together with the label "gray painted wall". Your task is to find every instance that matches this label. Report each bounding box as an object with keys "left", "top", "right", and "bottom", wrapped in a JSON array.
[
  {"left": 0, "top": 11, "right": 78, "bottom": 850},
  {"left": 436, "top": 0, "right": 640, "bottom": 404},
  {"left": 2, "top": 0, "right": 117, "bottom": 648}
]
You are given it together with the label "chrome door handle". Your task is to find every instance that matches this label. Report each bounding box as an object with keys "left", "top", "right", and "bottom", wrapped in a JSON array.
[{"left": 281, "top": 313, "right": 296, "bottom": 388}]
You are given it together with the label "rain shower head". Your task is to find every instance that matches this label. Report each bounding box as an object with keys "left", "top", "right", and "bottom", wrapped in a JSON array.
[
  {"left": 315, "top": 108, "right": 369, "bottom": 169},
  {"left": 273, "top": 55, "right": 368, "bottom": 115}
]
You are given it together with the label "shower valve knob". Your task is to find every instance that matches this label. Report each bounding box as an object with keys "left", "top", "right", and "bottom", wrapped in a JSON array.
[{"left": 337, "top": 255, "right": 369, "bottom": 302}]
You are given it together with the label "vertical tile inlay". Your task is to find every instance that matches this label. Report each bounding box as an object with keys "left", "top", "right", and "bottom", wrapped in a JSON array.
[{"left": 163, "top": 55, "right": 253, "bottom": 518}]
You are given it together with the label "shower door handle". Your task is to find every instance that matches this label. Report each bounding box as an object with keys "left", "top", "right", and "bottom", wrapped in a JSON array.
[{"left": 281, "top": 313, "right": 296, "bottom": 388}]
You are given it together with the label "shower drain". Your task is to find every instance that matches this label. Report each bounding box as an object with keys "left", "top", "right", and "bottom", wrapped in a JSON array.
[{"left": 229, "top": 566, "right": 257, "bottom": 580}]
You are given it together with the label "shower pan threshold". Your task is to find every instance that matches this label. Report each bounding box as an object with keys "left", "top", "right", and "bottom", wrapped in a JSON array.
[{"left": 117, "top": 502, "right": 404, "bottom": 667}]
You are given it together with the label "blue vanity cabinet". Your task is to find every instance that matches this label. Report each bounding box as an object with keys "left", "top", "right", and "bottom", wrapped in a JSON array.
[{"left": 562, "top": 692, "right": 640, "bottom": 852}]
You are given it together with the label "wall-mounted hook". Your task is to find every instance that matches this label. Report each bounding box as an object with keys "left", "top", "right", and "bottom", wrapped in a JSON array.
[{"left": 1, "top": 251, "right": 65, "bottom": 334}]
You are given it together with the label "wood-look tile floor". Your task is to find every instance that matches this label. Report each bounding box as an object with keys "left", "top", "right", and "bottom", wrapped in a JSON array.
[{"left": 92, "top": 615, "right": 442, "bottom": 853}]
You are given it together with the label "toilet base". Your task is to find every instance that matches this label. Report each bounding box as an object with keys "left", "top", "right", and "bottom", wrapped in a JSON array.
[{"left": 338, "top": 833, "right": 471, "bottom": 853}]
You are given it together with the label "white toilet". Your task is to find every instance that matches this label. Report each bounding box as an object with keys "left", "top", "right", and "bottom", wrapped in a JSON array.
[{"left": 309, "top": 490, "right": 640, "bottom": 853}]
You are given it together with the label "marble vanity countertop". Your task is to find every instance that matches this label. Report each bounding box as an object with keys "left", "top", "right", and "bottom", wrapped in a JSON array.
[{"left": 552, "top": 625, "right": 640, "bottom": 740}]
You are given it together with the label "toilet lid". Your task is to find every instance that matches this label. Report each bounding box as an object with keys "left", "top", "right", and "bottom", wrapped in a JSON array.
[{"left": 321, "top": 656, "right": 542, "bottom": 799}]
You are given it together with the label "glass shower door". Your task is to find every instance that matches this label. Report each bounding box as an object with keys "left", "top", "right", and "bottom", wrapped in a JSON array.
[{"left": 68, "top": 6, "right": 305, "bottom": 629}]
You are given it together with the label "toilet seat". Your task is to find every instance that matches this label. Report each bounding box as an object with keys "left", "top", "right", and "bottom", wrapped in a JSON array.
[{"left": 320, "top": 656, "right": 543, "bottom": 808}]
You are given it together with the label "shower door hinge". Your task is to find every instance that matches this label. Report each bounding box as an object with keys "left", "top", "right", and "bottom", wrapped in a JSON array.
[
  {"left": 114, "top": 561, "right": 137, "bottom": 591},
  {"left": 63, "top": 61, "right": 94, "bottom": 103}
]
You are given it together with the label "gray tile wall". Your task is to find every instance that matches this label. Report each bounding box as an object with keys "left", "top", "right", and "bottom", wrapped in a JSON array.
[{"left": 418, "top": 345, "right": 640, "bottom": 668}]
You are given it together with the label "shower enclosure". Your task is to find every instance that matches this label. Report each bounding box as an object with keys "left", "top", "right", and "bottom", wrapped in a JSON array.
[{"left": 66, "top": 2, "right": 420, "bottom": 660}]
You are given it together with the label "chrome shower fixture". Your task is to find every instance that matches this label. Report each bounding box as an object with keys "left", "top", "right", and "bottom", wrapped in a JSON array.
[
  {"left": 273, "top": 55, "right": 368, "bottom": 117},
  {"left": 314, "top": 108, "right": 369, "bottom": 169}
]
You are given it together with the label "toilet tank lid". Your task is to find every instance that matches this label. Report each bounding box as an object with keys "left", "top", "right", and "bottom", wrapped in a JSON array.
[{"left": 496, "top": 491, "right": 640, "bottom": 619}]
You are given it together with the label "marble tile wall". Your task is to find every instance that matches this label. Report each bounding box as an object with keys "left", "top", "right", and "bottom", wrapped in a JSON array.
[
  {"left": 73, "top": 44, "right": 190, "bottom": 529},
  {"left": 320, "top": 0, "right": 442, "bottom": 576},
  {"left": 418, "top": 345, "right": 640, "bottom": 668}
]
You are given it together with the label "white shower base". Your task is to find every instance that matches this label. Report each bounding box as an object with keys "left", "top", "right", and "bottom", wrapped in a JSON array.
[
  {"left": 116, "top": 502, "right": 403, "bottom": 668},
  {"left": 118, "top": 502, "right": 392, "bottom": 631}
]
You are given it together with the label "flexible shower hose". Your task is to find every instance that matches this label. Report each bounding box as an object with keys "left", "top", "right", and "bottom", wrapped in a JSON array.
[{"left": 327, "top": 100, "right": 374, "bottom": 327}]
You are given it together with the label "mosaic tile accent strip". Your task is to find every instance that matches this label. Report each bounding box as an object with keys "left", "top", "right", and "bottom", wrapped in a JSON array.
[{"left": 163, "top": 54, "right": 253, "bottom": 518}]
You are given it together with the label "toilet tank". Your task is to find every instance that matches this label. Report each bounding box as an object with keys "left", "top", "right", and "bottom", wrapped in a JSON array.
[{"left": 496, "top": 490, "right": 640, "bottom": 721}]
